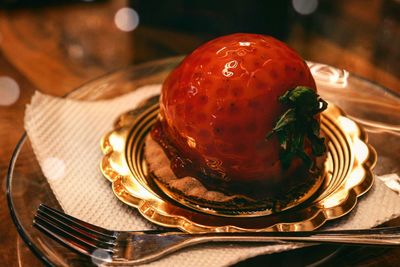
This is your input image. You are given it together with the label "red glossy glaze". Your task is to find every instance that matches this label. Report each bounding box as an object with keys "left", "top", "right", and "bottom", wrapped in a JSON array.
[{"left": 154, "top": 33, "right": 316, "bottom": 190}]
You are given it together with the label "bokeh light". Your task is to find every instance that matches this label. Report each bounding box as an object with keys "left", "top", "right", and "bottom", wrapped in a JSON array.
[
  {"left": 68, "top": 44, "right": 84, "bottom": 59},
  {"left": 292, "top": 0, "right": 319, "bottom": 15},
  {"left": 114, "top": 7, "right": 140, "bottom": 32},
  {"left": 91, "top": 248, "right": 112, "bottom": 265},
  {"left": 42, "top": 157, "right": 66, "bottom": 181},
  {"left": 0, "top": 76, "right": 20, "bottom": 106}
]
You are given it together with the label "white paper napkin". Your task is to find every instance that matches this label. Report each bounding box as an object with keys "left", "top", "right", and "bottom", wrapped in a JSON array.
[{"left": 25, "top": 85, "right": 400, "bottom": 267}]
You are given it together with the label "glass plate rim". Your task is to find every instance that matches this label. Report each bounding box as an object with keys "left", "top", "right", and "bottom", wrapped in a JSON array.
[{"left": 6, "top": 56, "right": 400, "bottom": 266}]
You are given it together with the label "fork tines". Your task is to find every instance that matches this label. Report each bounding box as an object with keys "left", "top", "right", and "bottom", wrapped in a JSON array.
[{"left": 33, "top": 204, "right": 117, "bottom": 260}]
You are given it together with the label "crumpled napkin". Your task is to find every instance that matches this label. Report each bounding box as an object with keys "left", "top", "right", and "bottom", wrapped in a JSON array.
[{"left": 25, "top": 85, "right": 400, "bottom": 267}]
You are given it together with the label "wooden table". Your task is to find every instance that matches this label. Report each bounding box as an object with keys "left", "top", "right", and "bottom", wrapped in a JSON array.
[{"left": 1, "top": 0, "right": 399, "bottom": 266}]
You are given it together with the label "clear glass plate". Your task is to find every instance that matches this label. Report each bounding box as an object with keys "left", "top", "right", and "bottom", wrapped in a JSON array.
[{"left": 7, "top": 57, "right": 400, "bottom": 266}]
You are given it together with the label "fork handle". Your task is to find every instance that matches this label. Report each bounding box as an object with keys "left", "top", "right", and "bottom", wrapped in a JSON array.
[
  {"left": 125, "top": 231, "right": 400, "bottom": 264},
  {"left": 184, "top": 232, "right": 400, "bottom": 246},
  {"left": 112, "top": 229, "right": 400, "bottom": 265}
]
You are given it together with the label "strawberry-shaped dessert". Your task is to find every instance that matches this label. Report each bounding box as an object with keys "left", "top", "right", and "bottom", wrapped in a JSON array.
[{"left": 150, "top": 33, "right": 327, "bottom": 203}]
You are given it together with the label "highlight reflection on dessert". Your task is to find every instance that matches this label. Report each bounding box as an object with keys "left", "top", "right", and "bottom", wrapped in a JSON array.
[{"left": 145, "top": 33, "right": 328, "bottom": 211}]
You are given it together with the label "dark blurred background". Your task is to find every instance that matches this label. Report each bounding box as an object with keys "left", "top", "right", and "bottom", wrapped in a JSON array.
[
  {"left": 132, "top": 0, "right": 292, "bottom": 39},
  {"left": 129, "top": 0, "right": 399, "bottom": 77},
  {"left": 0, "top": 0, "right": 399, "bottom": 87},
  {"left": 131, "top": 0, "right": 399, "bottom": 81}
]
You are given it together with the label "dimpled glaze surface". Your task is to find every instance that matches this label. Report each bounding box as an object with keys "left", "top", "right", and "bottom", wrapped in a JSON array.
[{"left": 159, "top": 33, "right": 317, "bottom": 184}]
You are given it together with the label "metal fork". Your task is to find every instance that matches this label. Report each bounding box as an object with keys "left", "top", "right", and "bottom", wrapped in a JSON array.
[{"left": 33, "top": 204, "right": 400, "bottom": 265}]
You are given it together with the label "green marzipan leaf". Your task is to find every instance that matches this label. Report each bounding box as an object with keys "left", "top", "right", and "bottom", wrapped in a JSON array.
[
  {"left": 266, "top": 86, "right": 328, "bottom": 169},
  {"left": 266, "top": 109, "right": 296, "bottom": 139}
]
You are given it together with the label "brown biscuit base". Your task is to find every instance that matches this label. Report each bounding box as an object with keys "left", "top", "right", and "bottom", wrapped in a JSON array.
[
  {"left": 145, "top": 134, "right": 242, "bottom": 202},
  {"left": 144, "top": 134, "right": 323, "bottom": 211}
]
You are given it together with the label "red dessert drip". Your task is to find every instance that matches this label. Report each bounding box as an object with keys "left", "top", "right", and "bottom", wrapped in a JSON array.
[
  {"left": 151, "top": 120, "right": 226, "bottom": 188},
  {"left": 150, "top": 121, "right": 194, "bottom": 179}
]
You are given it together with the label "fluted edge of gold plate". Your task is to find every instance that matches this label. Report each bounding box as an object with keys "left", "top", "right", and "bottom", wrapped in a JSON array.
[{"left": 100, "top": 99, "right": 377, "bottom": 233}]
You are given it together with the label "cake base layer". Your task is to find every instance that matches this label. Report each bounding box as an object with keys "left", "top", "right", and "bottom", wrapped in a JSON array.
[{"left": 144, "top": 134, "right": 325, "bottom": 212}]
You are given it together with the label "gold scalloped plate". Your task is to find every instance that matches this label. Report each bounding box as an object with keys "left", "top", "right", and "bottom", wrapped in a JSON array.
[{"left": 100, "top": 97, "right": 376, "bottom": 233}]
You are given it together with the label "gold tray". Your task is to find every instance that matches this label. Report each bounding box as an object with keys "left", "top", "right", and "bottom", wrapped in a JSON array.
[{"left": 100, "top": 96, "right": 377, "bottom": 233}]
